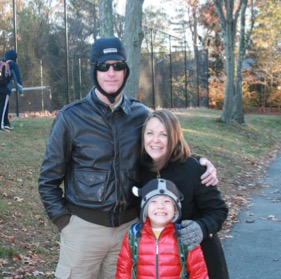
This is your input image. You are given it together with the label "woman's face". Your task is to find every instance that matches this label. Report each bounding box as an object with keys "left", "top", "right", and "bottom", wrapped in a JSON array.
[{"left": 144, "top": 117, "right": 168, "bottom": 163}]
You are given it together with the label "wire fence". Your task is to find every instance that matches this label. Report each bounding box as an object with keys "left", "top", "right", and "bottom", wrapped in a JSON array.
[
  {"left": 8, "top": 29, "right": 209, "bottom": 114},
  {"left": 10, "top": 86, "right": 52, "bottom": 115},
  {"left": 139, "top": 49, "right": 209, "bottom": 109}
]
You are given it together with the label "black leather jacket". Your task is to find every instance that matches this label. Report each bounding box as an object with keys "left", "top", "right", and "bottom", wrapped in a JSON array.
[{"left": 38, "top": 88, "right": 150, "bottom": 228}]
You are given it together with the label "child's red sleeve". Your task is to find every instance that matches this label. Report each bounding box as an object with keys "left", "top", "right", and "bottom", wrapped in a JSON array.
[
  {"left": 116, "top": 232, "right": 133, "bottom": 279},
  {"left": 187, "top": 245, "right": 209, "bottom": 279}
]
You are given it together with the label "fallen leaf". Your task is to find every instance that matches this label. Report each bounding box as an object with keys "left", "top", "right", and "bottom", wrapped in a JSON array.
[{"left": 14, "top": 197, "right": 24, "bottom": 202}]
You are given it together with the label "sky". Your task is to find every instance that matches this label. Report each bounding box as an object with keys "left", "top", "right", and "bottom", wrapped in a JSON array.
[
  {"left": 114, "top": 0, "right": 178, "bottom": 38},
  {"left": 114, "top": 0, "right": 170, "bottom": 16}
]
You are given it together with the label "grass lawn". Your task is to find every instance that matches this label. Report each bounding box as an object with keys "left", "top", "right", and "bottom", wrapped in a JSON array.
[{"left": 0, "top": 108, "right": 281, "bottom": 277}]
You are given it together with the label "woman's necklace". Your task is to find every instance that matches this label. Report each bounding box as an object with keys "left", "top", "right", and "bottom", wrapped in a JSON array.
[{"left": 157, "top": 171, "right": 161, "bottom": 178}]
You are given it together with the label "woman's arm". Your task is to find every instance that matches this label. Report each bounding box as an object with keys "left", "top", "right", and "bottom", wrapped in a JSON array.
[{"left": 180, "top": 158, "right": 228, "bottom": 248}]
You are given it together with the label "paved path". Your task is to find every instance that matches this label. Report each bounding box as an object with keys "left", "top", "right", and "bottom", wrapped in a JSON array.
[{"left": 223, "top": 155, "right": 281, "bottom": 279}]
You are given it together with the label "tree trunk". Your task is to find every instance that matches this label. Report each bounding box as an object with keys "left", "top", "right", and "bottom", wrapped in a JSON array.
[
  {"left": 122, "top": 0, "right": 144, "bottom": 99},
  {"left": 99, "top": 0, "right": 114, "bottom": 37},
  {"left": 220, "top": 49, "right": 235, "bottom": 123},
  {"left": 214, "top": 0, "right": 250, "bottom": 125},
  {"left": 219, "top": 14, "right": 236, "bottom": 124},
  {"left": 233, "top": 1, "right": 249, "bottom": 125},
  {"left": 234, "top": 47, "right": 245, "bottom": 124}
]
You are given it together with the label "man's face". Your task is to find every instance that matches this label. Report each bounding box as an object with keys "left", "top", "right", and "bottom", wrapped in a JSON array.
[{"left": 96, "top": 60, "right": 126, "bottom": 94}]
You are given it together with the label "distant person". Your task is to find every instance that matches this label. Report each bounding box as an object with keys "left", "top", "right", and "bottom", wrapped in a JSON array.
[
  {"left": 141, "top": 109, "right": 229, "bottom": 279},
  {"left": 0, "top": 49, "right": 23, "bottom": 131},
  {"left": 38, "top": 37, "right": 218, "bottom": 279},
  {"left": 116, "top": 178, "right": 209, "bottom": 279}
]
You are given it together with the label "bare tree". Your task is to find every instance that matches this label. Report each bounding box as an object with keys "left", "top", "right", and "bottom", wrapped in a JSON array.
[
  {"left": 214, "top": 0, "right": 255, "bottom": 124},
  {"left": 184, "top": 0, "right": 201, "bottom": 106},
  {"left": 252, "top": 0, "right": 281, "bottom": 108},
  {"left": 123, "top": 0, "right": 144, "bottom": 98},
  {"left": 99, "top": 0, "right": 114, "bottom": 37}
]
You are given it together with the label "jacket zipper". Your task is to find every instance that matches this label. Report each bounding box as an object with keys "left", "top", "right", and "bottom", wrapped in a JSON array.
[
  {"left": 155, "top": 227, "right": 165, "bottom": 279},
  {"left": 157, "top": 171, "right": 161, "bottom": 178}
]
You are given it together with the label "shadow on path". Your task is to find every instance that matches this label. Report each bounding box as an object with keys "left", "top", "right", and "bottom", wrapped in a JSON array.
[{"left": 223, "top": 154, "right": 281, "bottom": 279}]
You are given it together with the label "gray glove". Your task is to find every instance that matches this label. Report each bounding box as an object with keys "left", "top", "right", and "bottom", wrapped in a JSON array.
[{"left": 179, "top": 220, "right": 203, "bottom": 250}]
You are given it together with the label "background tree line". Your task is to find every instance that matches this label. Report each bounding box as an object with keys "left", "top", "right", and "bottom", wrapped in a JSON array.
[{"left": 1, "top": 0, "right": 281, "bottom": 124}]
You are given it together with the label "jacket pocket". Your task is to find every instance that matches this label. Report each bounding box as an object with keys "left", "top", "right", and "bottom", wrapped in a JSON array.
[{"left": 75, "top": 170, "right": 107, "bottom": 203}]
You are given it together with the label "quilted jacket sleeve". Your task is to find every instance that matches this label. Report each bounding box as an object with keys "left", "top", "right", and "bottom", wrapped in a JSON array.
[
  {"left": 187, "top": 245, "right": 209, "bottom": 279},
  {"left": 116, "top": 232, "right": 133, "bottom": 279}
]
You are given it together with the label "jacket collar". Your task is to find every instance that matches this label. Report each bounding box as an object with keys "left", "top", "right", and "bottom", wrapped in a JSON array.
[{"left": 88, "top": 87, "right": 132, "bottom": 115}]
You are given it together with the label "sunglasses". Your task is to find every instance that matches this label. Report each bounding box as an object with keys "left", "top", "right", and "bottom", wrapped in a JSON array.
[{"left": 95, "top": 62, "right": 127, "bottom": 72}]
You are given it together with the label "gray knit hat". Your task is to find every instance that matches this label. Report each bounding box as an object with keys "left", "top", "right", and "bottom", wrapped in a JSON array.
[{"left": 132, "top": 178, "right": 184, "bottom": 223}]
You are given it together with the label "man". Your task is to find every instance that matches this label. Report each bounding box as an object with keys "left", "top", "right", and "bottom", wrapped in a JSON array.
[
  {"left": 0, "top": 49, "right": 23, "bottom": 131},
  {"left": 38, "top": 37, "right": 217, "bottom": 279}
]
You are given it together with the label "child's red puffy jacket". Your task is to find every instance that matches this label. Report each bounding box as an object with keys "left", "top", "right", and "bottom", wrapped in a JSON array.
[{"left": 116, "top": 219, "right": 209, "bottom": 279}]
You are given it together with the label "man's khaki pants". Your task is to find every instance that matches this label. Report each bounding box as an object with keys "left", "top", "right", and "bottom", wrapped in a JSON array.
[{"left": 55, "top": 215, "right": 137, "bottom": 279}]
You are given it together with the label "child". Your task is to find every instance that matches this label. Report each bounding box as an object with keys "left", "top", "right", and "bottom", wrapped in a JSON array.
[{"left": 116, "top": 178, "right": 209, "bottom": 279}]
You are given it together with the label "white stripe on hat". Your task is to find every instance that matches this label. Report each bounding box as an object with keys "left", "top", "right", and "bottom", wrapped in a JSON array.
[{"left": 103, "top": 48, "right": 118, "bottom": 54}]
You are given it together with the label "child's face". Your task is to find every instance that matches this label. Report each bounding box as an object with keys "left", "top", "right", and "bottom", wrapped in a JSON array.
[{"left": 147, "top": 195, "right": 176, "bottom": 228}]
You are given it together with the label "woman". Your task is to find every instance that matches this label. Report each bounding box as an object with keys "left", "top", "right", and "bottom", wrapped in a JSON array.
[{"left": 141, "top": 109, "right": 229, "bottom": 279}]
